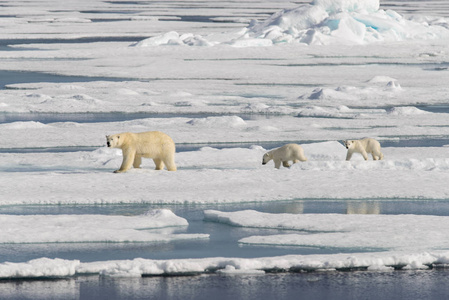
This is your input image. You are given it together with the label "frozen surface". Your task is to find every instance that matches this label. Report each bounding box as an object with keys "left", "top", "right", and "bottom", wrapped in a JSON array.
[
  {"left": 1, "top": 143, "right": 449, "bottom": 206},
  {"left": 205, "top": 210, "right": 449, "bottom": 251},
  {"left": 0, "top": 209, "right": 208, "bottom": 243},
  {"left": 1, "top": 0, "right": 449, "bottom": 285},
  {"left": 3, "top": 251, "right": 449, "bottom": 278}
]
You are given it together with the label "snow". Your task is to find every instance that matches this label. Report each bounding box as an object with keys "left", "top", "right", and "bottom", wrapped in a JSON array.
[
  {"left": 135, "top": 0, "right": 448, "bottom": 46},
  {"left": 205, "top": 210, "right": 449, "bottom": 251},
  {"left": 3, "top": 251, "right": 449, "bottom": 278},
  {"left": 0, "top": 258, "right": 79, "bottom": 279},
  {"left": 1, "top": 0, "right": 449, "bottom": 281},
  {"left": 0, "top": 209, "right": 208, "bottom": 243}
]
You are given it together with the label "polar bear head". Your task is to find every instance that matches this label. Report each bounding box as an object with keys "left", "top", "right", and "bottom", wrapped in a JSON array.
[
  {"left": 106, "top": 134, "right": 122, "bottom": 148},
  {"left": 343, "top": 140, "right": 355, "bottom": 149},
  {"left": 262, "top": 152, "right": 273, "bottom": 165}
]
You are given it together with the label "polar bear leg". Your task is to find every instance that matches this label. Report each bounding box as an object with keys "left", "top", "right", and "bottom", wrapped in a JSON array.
[
  {"left": 164, "top": 158, "right": 177, "bottom": 171},
  {"left": 153, "top": 158, "right": 165, "bottom": 170},
  {"left": 361, "top": 150, "right": 369, "bottom": 160},
  {"left": 133, "top": 155, "right": 142, "bottom": 168},
  {"left": 115, "top": 150, "right": 135, "bottom": 173},
  {"left": 274, "top": 159, "right": 282, "bottom": 169},
  {"left": 346, "top": 151, "right": 353, "bottom": 161},
  {"left": 292, "top": 159, "right": 300, "bottom": 164},
  {"left": 372, "top": 150, "right": 384, "bottom": 160},
  {"left": 282, "top": 161, "right": 291, "bottom": 168}
]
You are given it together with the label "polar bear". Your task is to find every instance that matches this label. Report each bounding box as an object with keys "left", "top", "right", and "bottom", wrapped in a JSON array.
[
  {"left": 343, "top": 138, "right": 384, "bottom": 161},
  {"left": 106, "top": 131, "right": 177, "bottom": 173},
  {"left": 262, "top": 144, "right": 307, "bottom": 169}
]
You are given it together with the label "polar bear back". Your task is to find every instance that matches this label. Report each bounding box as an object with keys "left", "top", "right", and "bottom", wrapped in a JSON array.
[
  {"left": 344, "top": 137, "right": 383, "bottom": 161},
  {"left": 270, "top": 143, "right": 305, "bottom": 160},
  {"left": 355, "top": 138, "right": 380, "bottom": 153},
  {"left": 126, "top": 131, "right": 176, "bottom": 157},
  {"left": 107, "top": 131, "right": 177, "bottom": 172}
]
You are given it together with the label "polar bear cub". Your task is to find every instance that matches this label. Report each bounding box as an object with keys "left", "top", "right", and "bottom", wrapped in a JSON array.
[
  {"left": 106, "top": 131, "right": 177, "bottom": 173},
  {"left": 343, "top": 138, "right": 384, "bottom": 161},
  {"left": 262, "top": 144, "right": 307, "bottom": 169}
]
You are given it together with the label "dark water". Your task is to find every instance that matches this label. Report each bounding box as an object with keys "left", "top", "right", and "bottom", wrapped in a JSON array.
[
  {"left": 0, "top": 70, "right": 134, "bottom": 89},
  {"left": 1, "top": 270, "right": 449, "bottom": 300}
]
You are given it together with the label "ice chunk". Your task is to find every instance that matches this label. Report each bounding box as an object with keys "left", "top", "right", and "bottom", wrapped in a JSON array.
[
  {"left": 313, "top": 0, "right": 380, "bottom": 13},
  {"left": 387, "top": 106, "right": 429, "bottom": 115},
  {"left": 0, "top": 258, "right": 79, "bottom": 279},
  {"left": 187, "top": 116, "right": 247, "bottom": 128},
  {"left": 205, "top": 210, "right": 449, "bottom": 251},
  {"left": 0, "top": 209, "right": 209, "bottom": 244}
]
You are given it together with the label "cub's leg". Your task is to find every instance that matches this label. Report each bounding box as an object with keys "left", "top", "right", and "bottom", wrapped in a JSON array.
[
  {"left": 361, "top": 150, "right": 369, "bottom": 160},
  {"left": 372, "top": 150, "right": 384, "bottom": 160},
  {"left": 153, "top": 158, "right": 165, "bottom": 170},
  {"left": 282, "top": 161, "right": 291, "bottom": 168},
  {"left": 274, "top": 159, "right": 282, "bottom": 169},
  {"left": 346, "top": 151, "right": 353, "bottom": 161}
]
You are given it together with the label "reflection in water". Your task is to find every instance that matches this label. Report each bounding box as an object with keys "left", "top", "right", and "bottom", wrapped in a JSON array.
[
  {"left": 0, "top": 279, "right": 79, "bottom": 299},
  {"left": 267, "top": 201, "right": 304, "bottom": 214},
  {"left": 1, "top": 270, "right": 449, "bottom": 300},
  {"left": 346, "top": 201, "right": 380, "bottom": 214}
]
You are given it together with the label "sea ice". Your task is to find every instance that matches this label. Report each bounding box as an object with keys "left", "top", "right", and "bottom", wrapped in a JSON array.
[
  {"left": 0, "top": 209, "right": 208, "bottom": 243},
  {"left": 4, "top": 251, "right": 449, "bottom": 278},
  {"left": 139, "top": 0, "right": 449, "bottom": 46},
  {"left": 204, "top": 210, "right": 449, "bottom": 251}
]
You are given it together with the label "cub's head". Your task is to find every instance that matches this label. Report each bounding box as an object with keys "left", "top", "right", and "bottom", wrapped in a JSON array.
[
  {"left": 262, "top": 152, "right": 273, "bottom": 165},
  {"left": 106, "top": 134, "right": 121, "bottom": 148},
  {"left": 343, "top": 140, "right": 355, "bottom": 149}
]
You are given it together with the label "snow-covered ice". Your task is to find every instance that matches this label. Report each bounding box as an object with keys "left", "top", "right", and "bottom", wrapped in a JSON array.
[
  {"left": 1, "top": 0, "right": 449, "bottom": 282},
  {"left": 205, "top": 210, "right": 449, "bottom": 251},
  {"left": 3, "top": 251, "right": 449, "bottom": 278},
  {"left": 0, "top": 209, "right": 208, "bottom": 244}
]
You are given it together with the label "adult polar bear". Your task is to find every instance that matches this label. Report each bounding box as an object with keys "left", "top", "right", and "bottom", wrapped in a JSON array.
[
  {"left": 262, "top": 144, "right": 307, "bottom": 169},
  {"left": 106, "top": 131, "right": 177, "bottom": 173},
  {"left": 344, "top": 138, "right": 384, "bottom": 161}
]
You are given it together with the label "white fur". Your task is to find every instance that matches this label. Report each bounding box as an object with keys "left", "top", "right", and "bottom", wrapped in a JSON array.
[
  {"left": 343, "top": 138, "right": 384, "bottom": 161},
  {"left": 106, "top": 131, "right": 177, "bottom": 173},
  {"left": 262, "top": 144, "right": 307, "bottom": 169}
]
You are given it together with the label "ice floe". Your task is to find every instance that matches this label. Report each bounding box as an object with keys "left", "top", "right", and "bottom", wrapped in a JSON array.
[
  {"left": 3, "top": 251, "right": 449, "bottom": 278},
  {"left": 0, "top": 209, "right": 208, "bottom": 243},
  {"left": 204, "top": 210, "right": 449, "bottom": 251}
]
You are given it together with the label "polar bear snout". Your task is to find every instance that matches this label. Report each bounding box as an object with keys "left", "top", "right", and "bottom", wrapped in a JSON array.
[
  {"left": 262, "top": 153, "right": 271, "bottom": 165},
  {"left": 106, "top": 135, "right": 117, "bottom": 148}
]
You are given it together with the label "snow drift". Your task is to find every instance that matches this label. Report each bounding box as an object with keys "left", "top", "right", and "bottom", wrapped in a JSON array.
[{"left": 134, "top": 0, "right": 449, "bottom": 47}]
